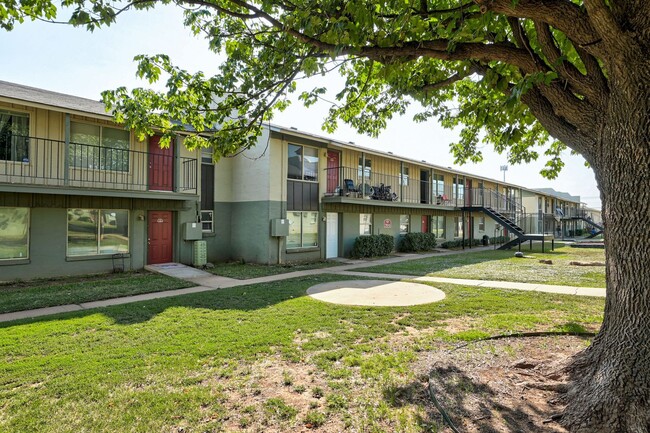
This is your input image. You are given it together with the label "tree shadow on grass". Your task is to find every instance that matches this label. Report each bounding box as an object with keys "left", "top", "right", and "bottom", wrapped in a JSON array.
[
  {"left": 383, "top": 364, "right": 567, "bottom": 433},
  {"left": 0, "top": 274, "right": 364, "bottom": 327}
]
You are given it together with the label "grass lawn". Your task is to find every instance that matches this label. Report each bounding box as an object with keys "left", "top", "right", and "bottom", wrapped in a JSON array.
[
  {"left": 208, "top": 260, "right": 341, "bottom": 279},
  {"left": 0, "top": 272, "right": 195, "bottom": 314},
  {"left": 0, "top": 274, "right": 604, "bottom": 432},
  {"left": 355, "top": 244, "right": 607, "bottom": 287}
]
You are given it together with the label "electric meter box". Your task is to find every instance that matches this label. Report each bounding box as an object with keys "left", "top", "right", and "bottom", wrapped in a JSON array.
[
  {"left": 183, "top": 222, "right": 203, "bottom": 240},
  {"left": 270, "top": 219, "right": 290, "bottom": 237}
]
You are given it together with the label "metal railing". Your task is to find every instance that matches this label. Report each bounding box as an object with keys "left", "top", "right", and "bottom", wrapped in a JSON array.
[
  {"left": 324, "top": 166, "right": 482, "bottom": 206},
  {"left": 0, "top": 135, "right": 197, "bottom": 193}
]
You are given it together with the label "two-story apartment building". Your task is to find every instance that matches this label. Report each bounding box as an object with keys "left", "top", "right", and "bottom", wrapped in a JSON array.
[
  {"left": 0, "top": 81, "right": 201, "bottom": 280},
  {"left": 0, "top": 81, "right": 585, "bottom": 279}
]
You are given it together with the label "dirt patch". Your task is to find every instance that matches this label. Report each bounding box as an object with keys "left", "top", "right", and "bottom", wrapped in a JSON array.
[{"left": 422, "top": 335, "right": 588, "bottom": 432}]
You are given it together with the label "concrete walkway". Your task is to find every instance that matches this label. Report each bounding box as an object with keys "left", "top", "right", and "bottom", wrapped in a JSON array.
[{"left": 0, "top": 246, "right": 605, "bottom": 323}]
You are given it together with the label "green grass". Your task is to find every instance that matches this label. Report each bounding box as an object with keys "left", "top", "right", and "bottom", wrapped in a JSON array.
[
  {"left": 208, "top": 260, "right": 341, "bottom": 279},
  {"left": 0, "top": 272, "right": 194, "bottom": 314},
  {"left": 355, "top": 244, "right": 606, "bottom": 287},
  {"left": 0, "top": 274, "right": 604, "bottom": 432}
]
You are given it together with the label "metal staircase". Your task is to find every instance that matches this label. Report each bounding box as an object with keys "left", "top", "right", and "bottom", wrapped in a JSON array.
[
  {"left": 461, "top": 188, "right": 535, "bottom": 250},
  {"left": 565, "top": 215, "right": 604, "bottom": 238}
]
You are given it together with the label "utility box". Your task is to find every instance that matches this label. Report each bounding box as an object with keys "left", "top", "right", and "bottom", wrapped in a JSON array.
[
  {"left": 270, "top": 218, "right": 290, "bottom": 237},
  {"left": 183, "top": 222, "right": 203, "bottom": 240},
  {"left": 193, "top": 240, "right": 207, "bottom": 267}
]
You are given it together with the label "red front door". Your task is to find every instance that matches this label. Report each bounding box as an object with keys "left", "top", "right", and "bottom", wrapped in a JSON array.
[
  {"left": 149, "top": 135, "right": 174, "bottom": 191},
  {"left": 326, "top": 151, "right": 340, "bottom": 194},
  {"left": 148, "top": 211, "right": 173, "bottom": 264},
  {"left": 421, "top": 215, "right": 429, "bottom": 232}
]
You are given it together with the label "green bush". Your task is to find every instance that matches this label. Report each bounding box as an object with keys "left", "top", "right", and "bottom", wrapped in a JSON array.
[
  {"left": 351, "top": 234, "right": 394, "bottom": 258},
  {"left": 398, "top": 232, "right": 438, "bottom": 252},
  {"left": 440, "top": 238, "right": 483, "bottom": 249},
  {"left": 575, "top": 228, "right": 584, "bottom": 236}
]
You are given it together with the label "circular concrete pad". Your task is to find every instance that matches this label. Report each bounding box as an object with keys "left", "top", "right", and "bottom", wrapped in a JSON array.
[{"left": 307, "top": 280, "right": 445, "bottom": 306}]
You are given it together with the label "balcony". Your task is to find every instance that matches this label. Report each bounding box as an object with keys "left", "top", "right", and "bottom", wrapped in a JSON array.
[
  {"left": 324, "top": 166, "right": 457, "bottom": 207},
  {"left": 0, "top": 136, "right": 198, "bottom": 197},
  {"left": 323, "top": 166, "right": 524, "bottom": 214}
]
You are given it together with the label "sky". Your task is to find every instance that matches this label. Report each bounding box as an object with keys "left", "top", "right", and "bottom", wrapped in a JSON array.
[{"left": 0, "top": 6, "right": 601, "bottom": 208}]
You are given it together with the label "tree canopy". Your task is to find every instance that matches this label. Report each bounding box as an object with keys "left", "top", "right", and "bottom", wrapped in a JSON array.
[{"left": 5, "top": 0, "right": 642, "bottom": 174}]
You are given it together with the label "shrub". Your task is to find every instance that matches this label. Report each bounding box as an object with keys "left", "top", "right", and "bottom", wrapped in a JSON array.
[
  {"left": 440, "top": 239, "right": 482, "bottom": 249},
  {"left": 575, "top": 228, "right": 584, "bottom": 236},
  {"left": 398, "top": 232, "right": 437, "bottom": 252},
  {"left": 351, "top": 234, "right": 394, "bottom": 258}
]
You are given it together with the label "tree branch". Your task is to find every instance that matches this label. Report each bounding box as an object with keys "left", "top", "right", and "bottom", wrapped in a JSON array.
[
  {"left": 534, "top": 22, "right": 603, "bottom": 102},
  {"left": 521, "top": 87, "right": 594, "bottom": 157},
  {"left": 475, "top": 0, "right": 605, "bottom": 56},
  {"left": 583, "top": 0, "right": 629, "bottom": 50}
]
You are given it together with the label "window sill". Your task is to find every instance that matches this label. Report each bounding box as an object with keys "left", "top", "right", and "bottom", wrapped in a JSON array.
[
  {"left": 66, "top": 253, "right": 131, "bottom": 262},
  {"left": 0, "top": 258, "right": 30, "bottom": 266},
  {"left": 286, "top": 247, "right": 320, "bottom": 254}
]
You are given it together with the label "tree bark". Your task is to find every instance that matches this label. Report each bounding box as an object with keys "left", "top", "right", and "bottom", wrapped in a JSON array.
[{"left": 561, "top": 50, "right": 650, "bottom": 433}]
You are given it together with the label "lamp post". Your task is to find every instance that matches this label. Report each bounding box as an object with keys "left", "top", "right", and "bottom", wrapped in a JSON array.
[{"left": 500, "top": 165, "right": 508, "bottom": 182}]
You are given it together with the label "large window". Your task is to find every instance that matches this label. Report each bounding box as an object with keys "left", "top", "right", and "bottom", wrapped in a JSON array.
[
  {"left": 360, "top": 213, "right": 372, "bottom": 235},
  {"left": 288, "top": 144, "right": 319, "bottom": 181},
  {"left": 287, "top": 211, "right": 319, "bottom": 249},
  {"left": 0, "top": 110, "right": 29, "bottom": 162},
  {"left": 0, "top": 207, "right": 29, "bottom": 260},
  {"left": 70, "top": 122, "right": 130, "bottom": 172},
  {"left": 67, "top": 209, "right": 129, "bottom": 256},
  {"left": 400, "top": 215, "right": 410, "bottom": 234},
  {"left": 478, "top": 216, "right": 485, "bottom": 232},
  {"left": 431, "top": 215, "right": 446, "bottom": 238}
]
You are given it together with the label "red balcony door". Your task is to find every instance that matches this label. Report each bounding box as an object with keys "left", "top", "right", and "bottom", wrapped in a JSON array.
[
  {"left": 326, "top": 150, "right": 340, "bottom": 194},
  {"left": 149, "top": 135, "right": 174, "bottom": 191},
  {"left": 148, "top": 211, "right": 173, "bottom": 264},
  {"left": 465, "top": 179, "right": 473, "bottom": 206}
]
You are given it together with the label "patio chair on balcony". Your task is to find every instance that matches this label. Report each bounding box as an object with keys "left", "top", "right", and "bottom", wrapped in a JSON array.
[{"left": 343, "top": 179, "right": 359, "bottom": 197}]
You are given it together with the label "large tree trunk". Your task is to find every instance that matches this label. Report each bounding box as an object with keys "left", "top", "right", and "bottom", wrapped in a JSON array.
[{"left": 561, "top": 52, "right": 650, "bottom": 432}]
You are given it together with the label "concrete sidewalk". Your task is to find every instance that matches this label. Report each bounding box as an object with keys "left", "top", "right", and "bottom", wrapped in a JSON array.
[{"left": 0, "top": 246, "right": 605, "bottom": 323}]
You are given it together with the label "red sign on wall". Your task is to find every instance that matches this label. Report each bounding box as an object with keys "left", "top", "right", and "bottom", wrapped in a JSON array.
[{"left": 384, "top": 219, "right": 392, "bottom": 229}]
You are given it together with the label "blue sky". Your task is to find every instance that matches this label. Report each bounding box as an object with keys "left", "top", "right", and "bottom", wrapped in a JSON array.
[{"left": 1, "top": 6, "right": 601, "bottom": 207}]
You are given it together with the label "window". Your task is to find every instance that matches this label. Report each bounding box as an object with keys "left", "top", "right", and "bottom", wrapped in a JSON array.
[
  {"left": 200, "top": 210, "right": 214, "bottom": 233},
  {"left": 67, "top": 209, "right": 129, "bottom": 256},
  {"left": 0, "top": 207, "right": 29, "bottom": 260},
  {"left": 400, "top": 215, "right": 410, "bottom": 234},
  {"left": 478, "top": 216, "right": 485, "bottom": 232},
  {"left": 431, "top": 215, "right": 446, "bottom": 238},
  {"left": 400, "top": 167, "right": 409, "bottom": 186},
  {"left": 358, "top": 157, "right": 371, "bottom": 179},
  {"left": 453, "top": 176, "right": 465, "bottom": 200},
  {"left": 70, "top": 122, "right": 130, "bottom": 171},
  {"left": 360, "top": 213, "right": 372, "bottom": 235},
  {"left": 454, "top": 216, "right": 463, "bottom": 238},
  {"left": 287, "top": 211, "right": 319, "bottom": 248},
  {"left": 0, "top": 110, "right": 29, "bottom": 162},
  {"left": 288, "top": 144, "right": 319, "bottom": 181}
]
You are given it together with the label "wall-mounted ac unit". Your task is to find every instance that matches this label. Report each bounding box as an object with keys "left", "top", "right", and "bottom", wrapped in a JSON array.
[{"left": 193, "top": 240, "right": 207, "bottom": 267}]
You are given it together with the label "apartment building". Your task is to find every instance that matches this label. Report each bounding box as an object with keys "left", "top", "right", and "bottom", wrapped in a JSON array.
[{"left": 0, "top": 81, "right": 586, "bottom": 279}]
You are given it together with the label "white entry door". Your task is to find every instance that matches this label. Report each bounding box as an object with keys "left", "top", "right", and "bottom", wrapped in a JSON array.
[{"left": 326, "top": 212, "right": 339, "bottom": 258}]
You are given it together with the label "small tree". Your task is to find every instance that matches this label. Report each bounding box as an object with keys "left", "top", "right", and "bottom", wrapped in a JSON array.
[{"left": 4, "top": 1, "right": 650, "bottom": 430}]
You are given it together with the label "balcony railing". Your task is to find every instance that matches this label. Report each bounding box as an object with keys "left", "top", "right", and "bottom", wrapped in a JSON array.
[
  {"left": 324, "top": 166, "right": 525, "bottom": 214},
  {"left": 0, "top": 136, "right": 197, "bottom": 193}
]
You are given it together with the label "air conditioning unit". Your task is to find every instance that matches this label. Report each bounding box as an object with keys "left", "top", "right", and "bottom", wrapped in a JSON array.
[{"left": 193, "top": 240, "right": 207, "bottom": 267}]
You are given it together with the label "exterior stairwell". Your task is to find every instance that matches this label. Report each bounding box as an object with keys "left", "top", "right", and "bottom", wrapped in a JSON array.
[
  {"left": 481, "top": 207, "right": 529, "bottom": 250},
  {"left": 576, "top": 216, "right": 604, "bottom": 238}
]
